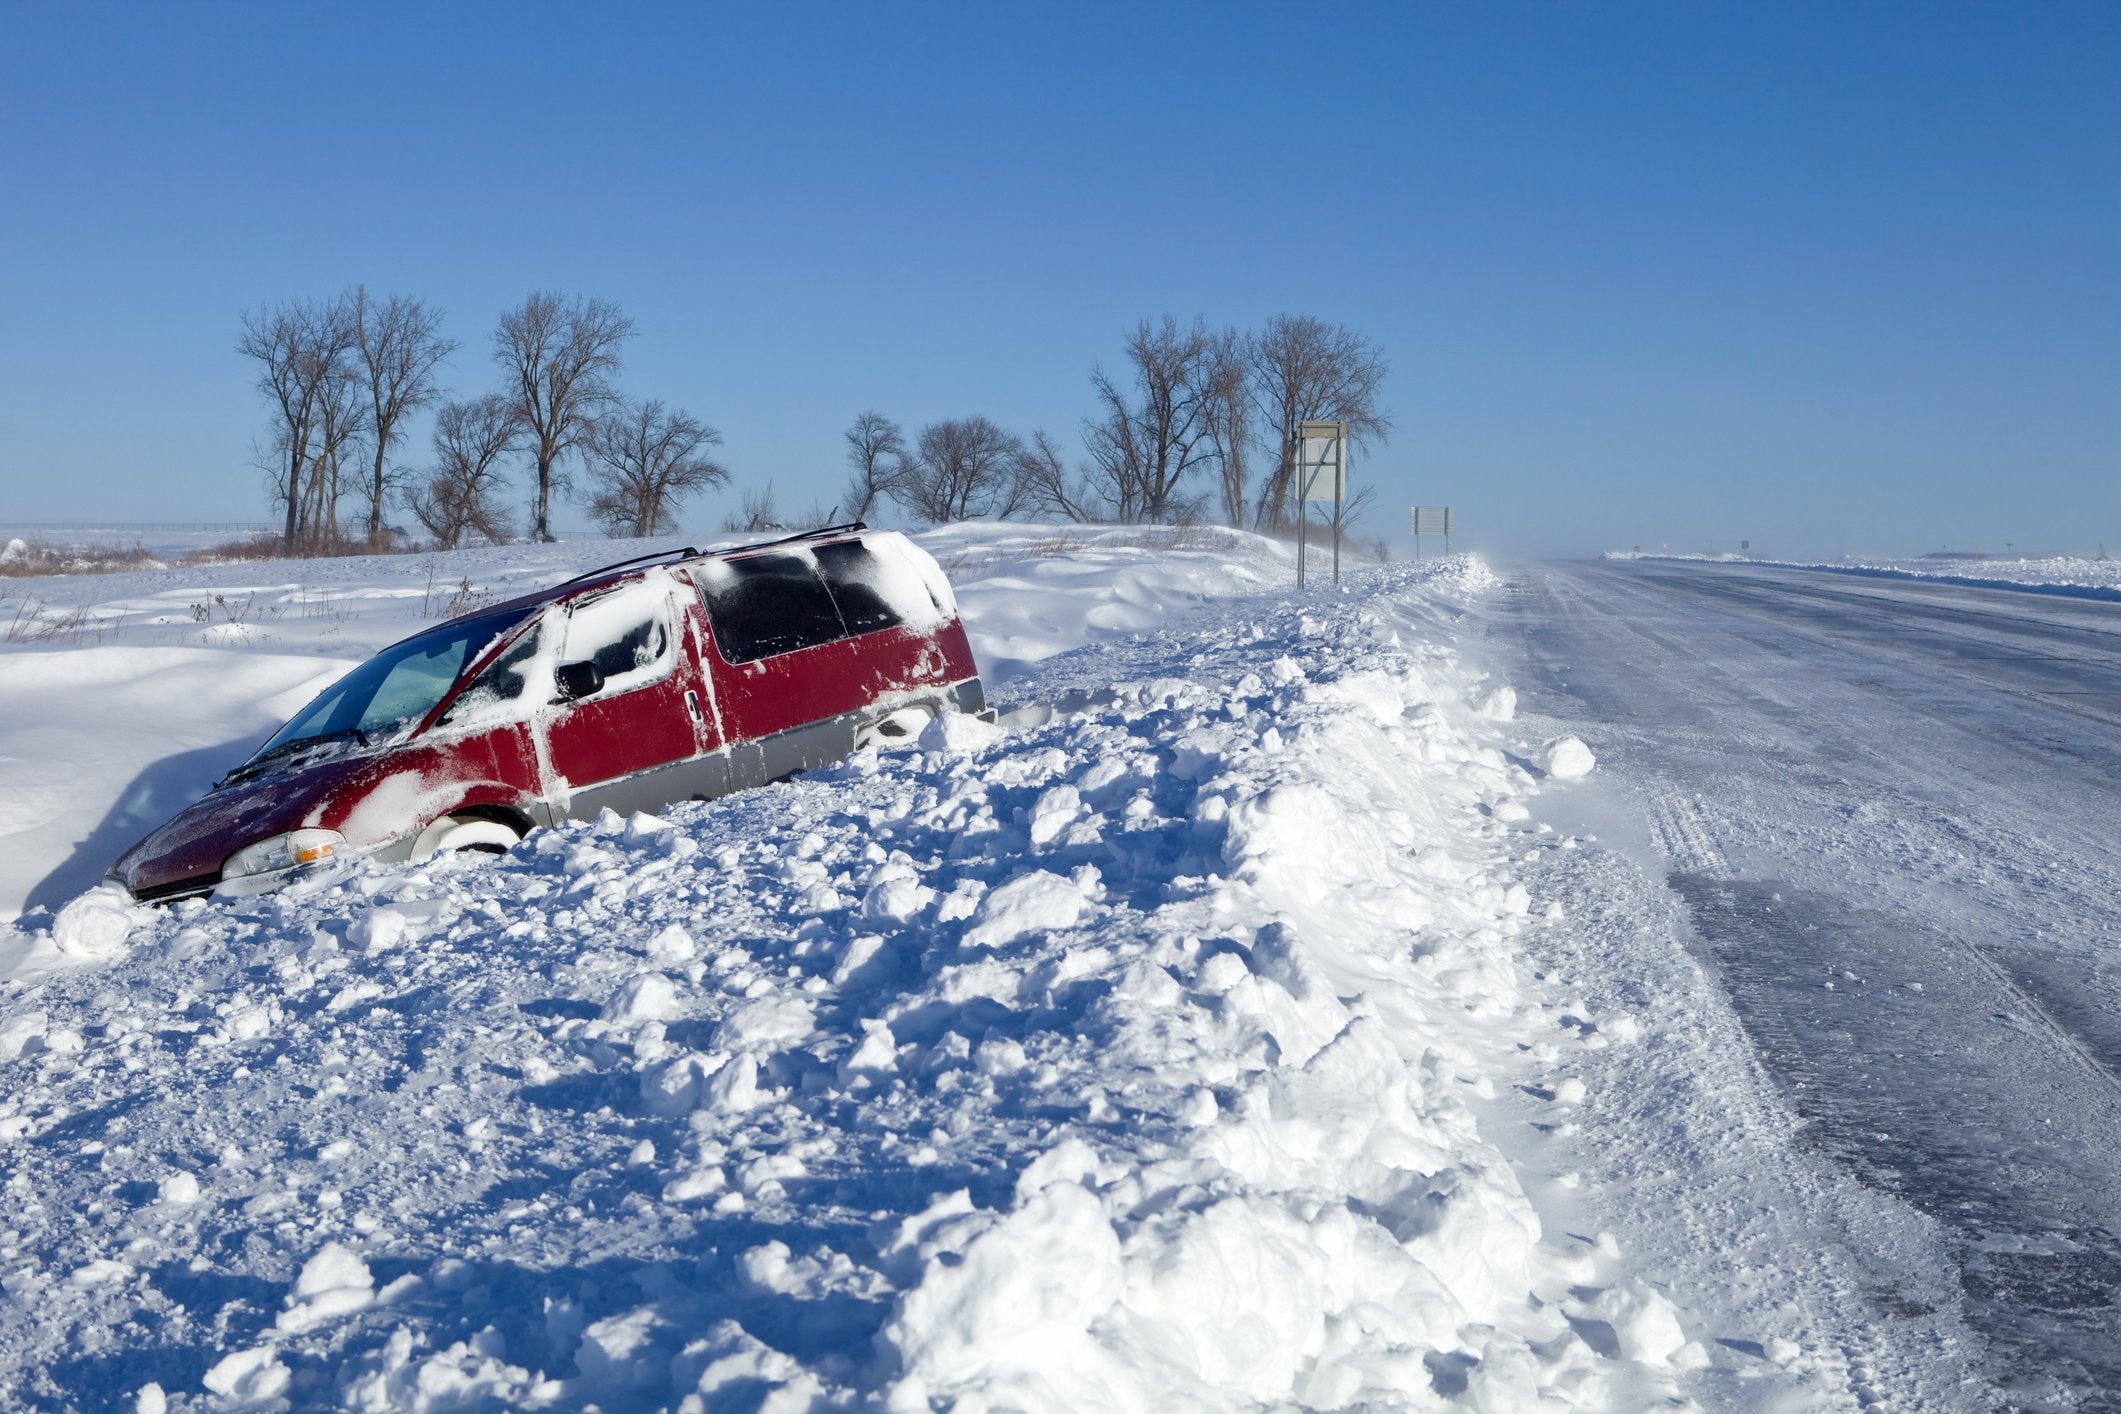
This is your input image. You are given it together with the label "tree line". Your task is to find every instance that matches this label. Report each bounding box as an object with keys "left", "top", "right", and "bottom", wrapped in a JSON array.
[
  {"left": 239, "top": 288, "right": 725, "bottom": 551},
  {"left": 241, "top": 294, "right": 1387, "bottom": 552},
  {"left": 831, "top": 314, "right": 1387, "bottom": 535}
]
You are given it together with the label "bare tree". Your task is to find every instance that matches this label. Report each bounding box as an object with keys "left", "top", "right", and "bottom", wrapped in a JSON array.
[
  {"left": 583, "top": 399, "right": 731, "bottom": 538},
  {"left": 409, "top": 395, "right": 520, "bottom": 548},
  {"left": 842, "top": 411, "right": 906, "bottom": 521},
  {"left": 351, "top": 287, "right": 455, "bottom": 546},
  {"left": 301, "top": 360, "right": 369, "bottom": 548},
  {"left": 494, "top": 291, "right": 634, "bottom": 542},
  {"left": 1082, "top": 317, "right": 1218, "bottom": 524},
  {"left": 720, "top": 482, "right": 786, "bottom": 534},
  {"left": 892, "top": 416, "right": 1024, "bottom": 522},
  {"left": 1202, "top": 327, "right": 1253, "bottom": 528},
  {"left": 1081, "top": 368, "right": 1146, "bottom": 523},
  {"left": 1247, "top": 314, "right": 1391, "bottom": 533},
  {"left": 237, "top": 294, "right": 357, "bottom": 552},
  {"left": 1011, "top": 428, "right": 1096, "bottom": 522}
]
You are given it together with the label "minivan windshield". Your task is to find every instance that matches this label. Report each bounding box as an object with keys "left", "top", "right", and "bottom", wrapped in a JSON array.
[{"left": 245, "top": 609, "right": 532, "bottom": 770}]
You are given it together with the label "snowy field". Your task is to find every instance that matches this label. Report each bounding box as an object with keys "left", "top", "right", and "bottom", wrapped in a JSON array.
[
  {"left": 0, "top": 528, "right": 2004, "bottom": 1410},
  {"left": 1606, "top": 548, "right": 2121, "bottom": 601}
]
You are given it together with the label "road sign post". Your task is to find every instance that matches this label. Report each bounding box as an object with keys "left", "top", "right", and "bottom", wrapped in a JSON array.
[{"left": 1296, "top": 419, "right": 1347, "bottom": 588}]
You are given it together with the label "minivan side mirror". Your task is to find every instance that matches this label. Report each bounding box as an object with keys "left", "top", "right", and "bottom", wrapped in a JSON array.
[{"left": 554, "top": 661, "right": 605, "bottom": 702}]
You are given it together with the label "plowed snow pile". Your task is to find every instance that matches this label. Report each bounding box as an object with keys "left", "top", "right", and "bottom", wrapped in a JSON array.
[{"left": 0, "top": 534, "right": 1687, "bottom": 1410}]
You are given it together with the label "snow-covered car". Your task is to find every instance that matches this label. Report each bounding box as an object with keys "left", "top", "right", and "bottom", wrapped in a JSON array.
[{"left": 108, "top": 525, "right": 988, "bottom": 903}]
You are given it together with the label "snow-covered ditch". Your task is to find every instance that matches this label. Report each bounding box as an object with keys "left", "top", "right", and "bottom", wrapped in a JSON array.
[{"left": 0, "top": 531, "right": 1693, "bottom": 1410}]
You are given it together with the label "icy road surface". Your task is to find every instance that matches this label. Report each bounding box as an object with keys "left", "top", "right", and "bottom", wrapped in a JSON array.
[{"left": 1500, "top": 559, "right": 2121, "bottom": 1410}]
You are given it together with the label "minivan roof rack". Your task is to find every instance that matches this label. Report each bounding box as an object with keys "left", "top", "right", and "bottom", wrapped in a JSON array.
[
  {"left": 550, "top": 545, "right": 700, "bottom": 592},
  {"left": 547, "top": 521, "right": 870, "bottom": 594},
  {"left": 724, "top": 521, "right": 869, "bottom": 555}
]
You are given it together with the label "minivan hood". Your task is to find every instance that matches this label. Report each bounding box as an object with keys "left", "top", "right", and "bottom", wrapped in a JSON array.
[{"left": 109, "top": 753, "right": 371, "bottom": 899}]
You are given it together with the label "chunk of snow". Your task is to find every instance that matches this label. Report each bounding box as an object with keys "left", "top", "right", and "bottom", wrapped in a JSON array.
[
  {"left": 277, "top": 1241, "right": 375, "bottom": 1332},
  {"left": 602, "top": 972, "right": 678, "bottom": 1023},
  {"left": 1544, "top": 736, "right": 1597, "bottom": 779},
  {"left": 202, "top": 1345, "right": 290, "bottom": 1401},
  {"left": 51, "top": 884, "right": 142, "bottom": 959},
  {"left": 883, "top": 1182, "right": 1123, "bottom": 1391},
  {"left": 293, "top": 1241, "right": 372, "bottom": 1299},
  {"left": 1579, "top": 1278, "right": 1689, "bottom": 1365},
  {"left": 0, "top": 1012, "right": 47, "bottom": 1060},
  {"left": 961, "top": 870, "right": 1086, "bottom": 947},
  {"left": 917, "top": 711, "right": 1004, "bottom": 753},
  {"left": 645, "top": 922, "right": 697, "bottom": 964}
]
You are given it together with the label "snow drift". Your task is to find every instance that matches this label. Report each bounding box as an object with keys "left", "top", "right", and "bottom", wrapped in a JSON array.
[{"left": 0, "top": 531, "right": 1694, "bottom": 1410}]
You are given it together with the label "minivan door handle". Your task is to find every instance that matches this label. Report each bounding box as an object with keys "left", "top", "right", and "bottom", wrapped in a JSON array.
[{"left": 685, "top": 690, "right": 704, "bottom": 723}]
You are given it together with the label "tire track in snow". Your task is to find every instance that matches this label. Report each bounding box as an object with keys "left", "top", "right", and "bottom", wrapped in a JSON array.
[{"left": 1490, "top": 569, "right": 1971, "bottom": 1412}]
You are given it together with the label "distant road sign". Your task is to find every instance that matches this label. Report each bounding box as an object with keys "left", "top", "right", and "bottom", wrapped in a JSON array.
[{"left": 1411, "top": 507, "right": 1453, "bottom": 536}]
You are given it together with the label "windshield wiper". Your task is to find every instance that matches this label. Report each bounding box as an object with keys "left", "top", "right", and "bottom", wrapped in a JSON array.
[{"left": 220, "top": 727, "right": 370, "bottom": 785}]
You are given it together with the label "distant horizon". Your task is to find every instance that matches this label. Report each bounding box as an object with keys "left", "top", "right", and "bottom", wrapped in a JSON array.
[{"left": 1, "top": 514, "right": 2110, "bottom": 571}]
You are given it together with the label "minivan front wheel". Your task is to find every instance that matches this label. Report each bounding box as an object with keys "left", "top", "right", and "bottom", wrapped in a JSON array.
[{"left": 413, "top": 814, "right": 524, "bottom": 861}]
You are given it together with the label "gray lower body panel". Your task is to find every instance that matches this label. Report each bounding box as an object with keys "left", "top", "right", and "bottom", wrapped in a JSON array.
[{"left": 556, "top": 679, "right": 983, "bottom": 823}]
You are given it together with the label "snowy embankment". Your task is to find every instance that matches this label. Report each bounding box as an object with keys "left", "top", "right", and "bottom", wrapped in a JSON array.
[
  {"left": 1604, "top": 548, "right": 2121, "bottom": 602},
  {"left": 0, "top": 529, "right": 1683, "bottom": 1411}
]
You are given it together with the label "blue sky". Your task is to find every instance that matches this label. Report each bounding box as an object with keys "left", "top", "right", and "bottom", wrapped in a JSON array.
[{"left": 2, "top": 2, "right": 2114, "bottom": 558}]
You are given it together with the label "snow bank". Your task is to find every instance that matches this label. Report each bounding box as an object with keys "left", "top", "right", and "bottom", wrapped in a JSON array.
[
  {"left": 0, "top": 647, "right": 357, "bottom": 936},
  {"left": 0, "top": 537, "right": 1689, "bottom": 1410}
]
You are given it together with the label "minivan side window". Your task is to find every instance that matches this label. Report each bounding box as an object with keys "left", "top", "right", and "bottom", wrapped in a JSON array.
[
  {"left": 439, "top": 624, "right": 545, "bottom": 727},
  {"left": 811, "top": 540, "right": 906, "bottom": 637},
  {"left": 696, "top": 553, "right": 847, "bottom": 663},
  {"left": 562, "top": 582, "right": 675, "bottom": 696}
]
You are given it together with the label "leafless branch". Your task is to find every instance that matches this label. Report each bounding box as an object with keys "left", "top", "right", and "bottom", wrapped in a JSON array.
[
  {"left": 494, "top": 291, "right": 634, "bottom": 542},
  {"left": 720, "top": 482, "right": 786, "bottom": 534},
  {"left": 891, "top": 416, "right": 1025, "bottom": 522},
  {"left": 1011, "top": 428, "right": 1096, "bottom": 522},
  {"left": 582, "top": 399, "right": 731, "bottom": 538},
  {"left": 1247, "top": 314, "right": 1392, "bottom": 533},
  {"left": 352, "top": 287, "right": 456, "bottom": 546},
  {"left": 237, "top": 294, "right": 358, "bottom": 552},
  {"left": 410, "top": 395, "right": 522, "bottom": 548},
  {"left": 842, "top": 411, "right": 906, "bottom": 521}
]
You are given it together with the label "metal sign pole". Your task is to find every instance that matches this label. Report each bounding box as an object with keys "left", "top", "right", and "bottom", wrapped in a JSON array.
[
  {"left": 1292, "top": 416, "right": 1303, "bottom": 589},
  {"left": 1332, "top": 483, "right": 1341, "bottom": 585},
  {"left": 1296, "top": 419, "right": 1348, "bottom": 592},
  {"left": 1331, "top": 423, "right": 1341, "bottom": 586}
]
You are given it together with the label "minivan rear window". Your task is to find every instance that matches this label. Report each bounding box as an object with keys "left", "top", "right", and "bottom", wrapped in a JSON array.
[
  {"left": 812, "top": 540, "right": 906, "bottom": 637},
  {"left": 697, "top": 553, "right": 847, "bottom": 663}
]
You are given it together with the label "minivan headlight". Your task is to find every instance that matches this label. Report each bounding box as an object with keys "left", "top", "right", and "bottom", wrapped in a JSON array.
[{"left": 223, "top": 828, "right": 344, "bottom": 882}]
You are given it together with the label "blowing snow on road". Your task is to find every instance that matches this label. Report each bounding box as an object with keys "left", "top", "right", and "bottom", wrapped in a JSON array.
[
  {"left": 0, "top": 534, "right": 2115, "bottom": 1410},
  {"left": 1501, "top": 559, "right": 2121, "bottom": 1411}
]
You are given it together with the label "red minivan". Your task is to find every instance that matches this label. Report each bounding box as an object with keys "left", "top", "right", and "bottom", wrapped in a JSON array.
[{"left": 109, "top": 525, "right": 987, "bottom": 903}]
